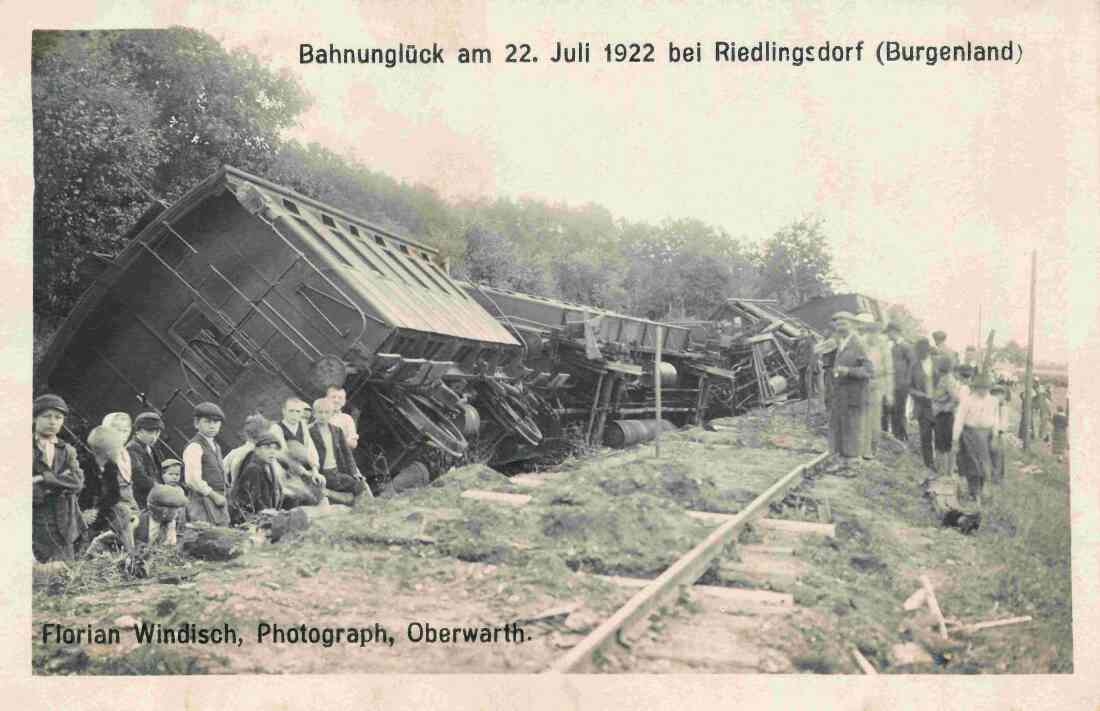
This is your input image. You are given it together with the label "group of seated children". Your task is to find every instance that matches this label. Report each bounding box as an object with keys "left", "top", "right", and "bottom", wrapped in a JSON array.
[{"left": 32, "top": 386, "right": 368, "bottom": 564}]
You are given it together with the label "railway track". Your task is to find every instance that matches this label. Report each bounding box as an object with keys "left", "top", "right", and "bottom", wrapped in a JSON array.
[{"left": 537, "top": 450, "right": 831, "bottom": 672}]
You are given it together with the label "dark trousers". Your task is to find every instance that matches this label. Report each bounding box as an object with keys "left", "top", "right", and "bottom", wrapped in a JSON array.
[
  {"left": 917, "top": 416, "right": 935, "bottom": 470},
  {"left": 882, "top": 389, "right": 909, "bottom": 441}
]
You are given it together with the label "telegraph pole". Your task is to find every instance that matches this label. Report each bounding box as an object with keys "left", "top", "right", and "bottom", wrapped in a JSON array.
[
  {"left": 654, "top": 325, "right": 663, "bottom": 459},
  {"left": 1022, "top": 250, "right": 1037, "bottom": 450}
]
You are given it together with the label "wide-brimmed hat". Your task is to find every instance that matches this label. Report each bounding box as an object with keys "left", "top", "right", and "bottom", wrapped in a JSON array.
[{"left": 33, "top": 394, "right": 69, "bottom": 417}]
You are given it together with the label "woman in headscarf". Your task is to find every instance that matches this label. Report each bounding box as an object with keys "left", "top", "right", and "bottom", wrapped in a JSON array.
[{"left": 85, "top": 425, "right": 139, "bottom": 557}]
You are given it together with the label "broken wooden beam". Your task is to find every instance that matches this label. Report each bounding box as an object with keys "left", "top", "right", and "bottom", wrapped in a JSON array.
[
  {"left": 920, "top": 574, "right": 949, "bottom": 639},
  {"left": 851, "top": 646, "right": 878, "bottom": 675}
]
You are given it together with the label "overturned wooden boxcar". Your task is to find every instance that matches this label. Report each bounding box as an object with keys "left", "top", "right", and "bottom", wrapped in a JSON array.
[
  {"left": 461, "top": 283, "right": 738, "bottom": 462},
  {"left": 38, "top": 166, "right": 539, "bottom": 490}
]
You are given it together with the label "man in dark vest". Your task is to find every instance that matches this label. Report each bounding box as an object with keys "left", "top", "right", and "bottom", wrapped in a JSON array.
[
  {"left": 127, "top": 411, "right": 164, "bottom": 509},
  {"left": 310, "top": 397, "right": 372, "bottom": 503},
  {"left": 181, "top": 402, "right": 230, "bottom": 525},
  {"left": 269, "top": 396, "right": 321, "bottom": 474}
]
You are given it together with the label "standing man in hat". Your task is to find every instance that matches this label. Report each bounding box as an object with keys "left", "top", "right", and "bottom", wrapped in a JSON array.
[
  {"left": 931, "top": 331, "right": 958, "bottom": 370},
  {"left": 127, "top": 411, "right": 165, "bottom": 509},
  {"left": 884, "top": 322, "right": 915, "bottom": 444},
  {"left": 857, "top": 313, "right": 893, "bottom": 458},
  {"left": 33, "top": 394, "right": 86, "bottom": 562},
  {"left": 907, "top": 338, "right": 939, "bottom": 471},
  {"left": 827, "top": 312, "right": 875, "bottom": 467},
  {"left": 953, "top": 372, "right": 1003, "bottom": 505},
  {"left": 181, "top": 402, "right": 231, "bottom": 526}
]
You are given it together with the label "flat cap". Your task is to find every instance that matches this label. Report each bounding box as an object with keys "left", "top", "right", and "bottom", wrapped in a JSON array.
[
  {"left": 134, "top": 411, "right": 164, "bottom": 430},
  {"left": 33, "top": 393, "right": 69, "bottom": 417},
  {"left": 254, "top": 432, "right": 279, "bottom": 448},
  {"left": 161, "top": 458, "right": 183, "bottom": 470},
  {"left": 193, "top": 402, "right": 225, "bottom": 421}
]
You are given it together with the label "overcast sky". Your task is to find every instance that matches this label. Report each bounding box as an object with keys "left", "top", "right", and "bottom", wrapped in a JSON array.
[{"left": 28, "top": 2, "right": 1100, "bottom": 363}]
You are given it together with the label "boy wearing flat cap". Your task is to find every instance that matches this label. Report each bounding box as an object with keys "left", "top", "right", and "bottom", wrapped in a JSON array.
[
  {"left": 181, "top": 402, "right": 231, "bottom": 525},
  {"left": 127, "top": 411, "right": 165, "bottom": 509},
  {"left": 229, "top": 432, "right": 285, "bottom": 517},
  {"left": 32, "top": 394, "right": 87, "bottom": 562}
]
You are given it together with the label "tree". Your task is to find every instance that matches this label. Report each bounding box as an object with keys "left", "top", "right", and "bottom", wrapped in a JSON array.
[
  {"left": 883, "top": 303, "right": 926, "bottom": 342},
  {"left": 993, "top": 339, "right": 1028, "bottom": 367},
  {"left": 755, "top": 217, "right": 836, "bottom": 310},
  {"left": 32, "top": 29, "right": 311, "bottom": 323}
]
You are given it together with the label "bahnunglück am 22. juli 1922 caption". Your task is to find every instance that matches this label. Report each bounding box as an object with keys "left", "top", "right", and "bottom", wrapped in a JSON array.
[{"left": 297, "top": 39, "right": 1023, "bottom": 68}]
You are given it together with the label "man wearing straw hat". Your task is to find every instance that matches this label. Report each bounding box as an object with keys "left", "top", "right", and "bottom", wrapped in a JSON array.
[{"left": 827, "top": 311, "right": 875, "bottom": 468}]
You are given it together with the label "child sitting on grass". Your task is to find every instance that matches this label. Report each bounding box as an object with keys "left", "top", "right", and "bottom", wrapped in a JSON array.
[{"left": 145, "top": 459, "right": 188, "bottom": 546}]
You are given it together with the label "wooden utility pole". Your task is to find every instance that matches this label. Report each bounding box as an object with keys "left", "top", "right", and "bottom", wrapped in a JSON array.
[
  {"left": 1022, "top": 250, "right": 1037, "bottom": 450},
  {"left": 654, "top": 325, "right": 663, "bottom": 459}
]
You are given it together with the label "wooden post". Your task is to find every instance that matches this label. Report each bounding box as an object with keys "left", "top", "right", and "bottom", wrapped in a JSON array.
[
  {"left": 655, "top": 325, "right": 663, "bottom": 459},
  {"left": 1022, "top": 250, "right": 1037, "bottom": 450}
]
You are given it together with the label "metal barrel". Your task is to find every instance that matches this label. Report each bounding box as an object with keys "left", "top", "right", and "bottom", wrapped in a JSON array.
[
  {"left": 645, "top": 362, "right": 678, "bottom": 388},
  {"left": 604, "top": 419, "right": 676, "bottom": 448}
]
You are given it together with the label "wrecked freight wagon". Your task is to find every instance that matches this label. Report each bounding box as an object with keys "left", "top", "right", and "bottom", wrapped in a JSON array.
[
  {"left": 37, "top": 166, "right": 542, "bottom": 491},
  {"left": 461, "top": 283, "right": 738, "bottom": 463},
  {"left": 669, "top": 298, "right": 820, "bottom": 414}
]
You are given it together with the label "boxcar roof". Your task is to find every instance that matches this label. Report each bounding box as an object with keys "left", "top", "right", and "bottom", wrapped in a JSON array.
[{"left": 41, "top": 166, "right": 518, "bottom": 378}]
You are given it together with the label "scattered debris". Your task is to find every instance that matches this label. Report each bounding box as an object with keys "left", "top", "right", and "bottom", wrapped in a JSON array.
[
  {"left": 919, "top": 574, "right": 949, "bottom": 640},
  {"left": 851, "top": 646, "right": 878, "bottom": 674}
]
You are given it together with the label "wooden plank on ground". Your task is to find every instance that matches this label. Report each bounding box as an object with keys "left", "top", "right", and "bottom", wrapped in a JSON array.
[
  {"left": 594, "top": 575, "right": 794, "bottom": 609},
  {"left": 546, "top": 451, "right": 829, "bottom": 673},
  {"left": 685, "top": 510, "right": 835, "bottom": 539},
  {"left": 460, "top": 490, "right": 532, "bottom": 506}
]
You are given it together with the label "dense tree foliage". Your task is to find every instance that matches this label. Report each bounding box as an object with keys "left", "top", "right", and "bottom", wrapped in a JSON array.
[
  {"left": 33, "top": 28, "right": 849, "bottom": 341},
  {"left": 755, "top": 217, "right": 836, "bottom": 310}
]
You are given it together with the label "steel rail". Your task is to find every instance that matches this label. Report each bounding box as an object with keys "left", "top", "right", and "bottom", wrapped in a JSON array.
[{"left": 545, "top": 449, "right": 830, "bottom": 673}]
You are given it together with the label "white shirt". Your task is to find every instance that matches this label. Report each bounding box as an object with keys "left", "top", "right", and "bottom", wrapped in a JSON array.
[
  {"left": 331, "top": 412, "right": 359, "bottom": 449},
  {"left": 183, "top": 434, "right": 220, "bottom": 496},
  {"left": 36, "top": 436, "right": 57, "bottom": 468},
  {"left": 223, "top": 441, "right": 255, "bottom": 484},
  {"left": 953, "top": 392, "right": 1005, "bottom": 442},
  {"left": 319, "top": 425, "right": 336, "bottom": 470}
]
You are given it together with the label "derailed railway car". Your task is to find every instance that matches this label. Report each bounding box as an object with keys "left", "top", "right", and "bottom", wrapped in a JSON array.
[
  {"left": 669, "top": 298, "right": 820, "bottom": 413},
  {"left": 461, "top": 283, "right": 738, "bottom": 462},
  {"left": 38, "top": 166, "right": 540, "bottom": 491}
]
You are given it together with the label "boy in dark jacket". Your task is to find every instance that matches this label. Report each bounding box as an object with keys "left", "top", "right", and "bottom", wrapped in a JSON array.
[{"left": 32, "top": 394, "right": 86, "bottom": 562}]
